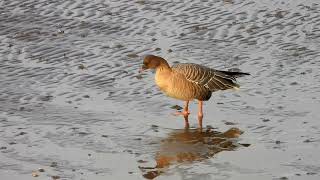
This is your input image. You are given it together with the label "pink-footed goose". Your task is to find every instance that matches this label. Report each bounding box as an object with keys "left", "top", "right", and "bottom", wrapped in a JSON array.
[{"left": 141, "top": 55, "right": 250, "bottom": 129}]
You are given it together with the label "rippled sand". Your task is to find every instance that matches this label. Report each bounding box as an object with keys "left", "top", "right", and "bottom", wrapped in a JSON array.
[{"left": 1, "top": 0, "right": 320, "bottom": 179}]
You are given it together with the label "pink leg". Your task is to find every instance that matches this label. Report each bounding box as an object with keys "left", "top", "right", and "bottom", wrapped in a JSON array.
[
  {"left": 183, "top": 101, "right": 190, "bottom": 129},
  {"left": 173, "top": 101, "right": 190, "bottom": 128},
  {"left": 198, "top": 100, "right": 203, "bottom": 129}
]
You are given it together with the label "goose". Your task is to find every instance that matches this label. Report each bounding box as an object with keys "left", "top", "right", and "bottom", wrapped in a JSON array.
[{"left": 141, "top": 55, "right": 249, "bottom": 128}]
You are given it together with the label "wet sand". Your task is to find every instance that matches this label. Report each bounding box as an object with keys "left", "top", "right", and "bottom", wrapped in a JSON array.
[{"left": 1, "top": 0, "right": 320, "bottom": 179}]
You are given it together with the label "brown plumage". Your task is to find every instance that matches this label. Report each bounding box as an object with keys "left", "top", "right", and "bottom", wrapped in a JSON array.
[{"left": 141, "top": 55, "right": 249, "bottom": 128}]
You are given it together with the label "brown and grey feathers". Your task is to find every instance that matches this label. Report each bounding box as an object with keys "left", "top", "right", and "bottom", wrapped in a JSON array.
[{"left": 172, "top": 63, "right": 248, "bottom": 92}]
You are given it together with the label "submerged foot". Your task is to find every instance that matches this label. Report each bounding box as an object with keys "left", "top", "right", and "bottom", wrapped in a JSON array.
[{"left": 172, "top": 111, "right": 190, "bottom": 116}]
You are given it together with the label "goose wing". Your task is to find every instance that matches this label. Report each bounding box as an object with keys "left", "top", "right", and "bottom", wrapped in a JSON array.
[{"left": 172, "top": 63, "right": 240, "bottom": 91}]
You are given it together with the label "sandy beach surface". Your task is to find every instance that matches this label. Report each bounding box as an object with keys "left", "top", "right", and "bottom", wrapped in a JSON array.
[{"left": 1, "top": 0, "right": 320, "bottom": 179}]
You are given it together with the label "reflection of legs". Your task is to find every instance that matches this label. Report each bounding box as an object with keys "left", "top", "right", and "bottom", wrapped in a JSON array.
[
  {"left": 198, "top": 101, "right": 203, "bottom": 129},
  {"left": 174, "top": 101, "right": 190, "bottom": 128}
]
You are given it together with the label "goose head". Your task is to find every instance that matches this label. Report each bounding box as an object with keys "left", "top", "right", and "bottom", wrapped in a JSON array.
[{"left": 141, "top": 55, "right": 170, "bottom": 71}]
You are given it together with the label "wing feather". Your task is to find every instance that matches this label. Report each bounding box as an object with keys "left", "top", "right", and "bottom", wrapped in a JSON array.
[{"left": 172, "top": 63, "right": 240, "bottom": 92}]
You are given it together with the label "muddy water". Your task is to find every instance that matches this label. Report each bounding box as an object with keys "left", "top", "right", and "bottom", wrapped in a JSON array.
[{"left": 1, "top": 0, "right": 320, "bottom": 179}]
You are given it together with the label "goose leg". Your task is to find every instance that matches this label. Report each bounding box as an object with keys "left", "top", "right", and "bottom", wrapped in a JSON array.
[
  {"left": 173, "top": 101, "right": 190, "bottom": 128},
  {"left": 183, "top": 101, "right": 190, "bottom": 129},
  {"left": 198, "top": 100, "right": 203, "bottom": 129}
]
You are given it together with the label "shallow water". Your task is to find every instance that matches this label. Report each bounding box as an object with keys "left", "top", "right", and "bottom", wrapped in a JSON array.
[{"left": 1, "top": 0, "right": 320, "bottom": 179}]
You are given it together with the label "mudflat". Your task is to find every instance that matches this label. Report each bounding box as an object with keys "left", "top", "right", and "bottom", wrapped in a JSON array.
[{"left": 1, "top": 0, "right": 320, "bottom": 179}]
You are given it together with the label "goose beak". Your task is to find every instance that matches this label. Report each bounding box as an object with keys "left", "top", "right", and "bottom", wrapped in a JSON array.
[{"left": 139, "top": 65, "right": 147, "bottom": 73}]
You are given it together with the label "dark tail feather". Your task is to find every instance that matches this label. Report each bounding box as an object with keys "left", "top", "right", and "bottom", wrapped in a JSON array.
[{"left": 218, "top": 70, "right": 250, "bottom": 77}]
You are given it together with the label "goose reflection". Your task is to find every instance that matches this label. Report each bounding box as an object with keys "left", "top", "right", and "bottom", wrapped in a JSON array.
[{"left": 140, "top": 127, "right": 249, "bottom": 179}]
